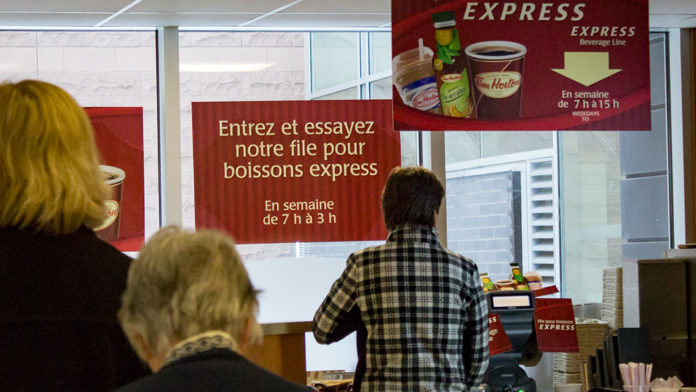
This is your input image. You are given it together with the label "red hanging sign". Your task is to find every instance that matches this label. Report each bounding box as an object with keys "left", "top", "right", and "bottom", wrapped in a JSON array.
[
  {"left": 192, "top": 100, "right": 402, "bottom": 244},
  {"left": 391, "top": 0, "right": 649, "bottom": 131}
]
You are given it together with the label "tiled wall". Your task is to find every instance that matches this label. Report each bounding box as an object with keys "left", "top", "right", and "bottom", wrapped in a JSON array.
[{"left": 446, "top": 171, "right": 521, "bottom": 282}]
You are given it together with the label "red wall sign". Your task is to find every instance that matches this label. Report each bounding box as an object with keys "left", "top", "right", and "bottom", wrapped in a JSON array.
[
  {"left": 392, "top": 0, "right": 649, "bottom": 131},
  {"left": 192, "top": 100, "right": 402, "bottom": 244},
  {"left": 87, "top": 107, "right": 145, "bottom": 252}
]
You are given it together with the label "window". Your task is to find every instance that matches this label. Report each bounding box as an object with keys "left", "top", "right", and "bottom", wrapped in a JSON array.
[
  {"left": 0, "top": 30, "right": 160, "bottom": 245},
  {"left": 446, "top": 145, "right": 559, "bottom": 287},
  {"left": 308, "top": 31, "right": 391, "bottom": 100},
  {"left": 310, "top": 32, "right": 360, "bottom": 94},
  {"left": 561, "top": 33, "right": 673, "bottom": 304},
  {"left": 178, "top": 31, "right": 306, "bottom": 230},
  {"left": 308, "top": 31, "right": 418, "bottom": 166}
]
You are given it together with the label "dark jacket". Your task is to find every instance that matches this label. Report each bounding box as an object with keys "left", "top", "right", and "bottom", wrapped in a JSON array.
[
  {"left": 116, "top": 347, "right": 313, "bottom": 392},
  {"left": 0, "top": 226, "right": 149, "bottom": 391}
]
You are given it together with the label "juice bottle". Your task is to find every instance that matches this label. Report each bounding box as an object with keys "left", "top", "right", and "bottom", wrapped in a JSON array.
[
  {"left": 432, "top": 11, "right": 474, "bottom": 118},
  {"left": 480, "top": 272, "right": 497, "bottom": 293},
  {"left": 509, "top": 263, "right": 530, "bottom": 290}
]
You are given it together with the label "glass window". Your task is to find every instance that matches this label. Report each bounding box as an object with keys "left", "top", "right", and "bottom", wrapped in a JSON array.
[
  {"left": 178, "top": 31, "right": 306, "bottom": 230},
  {"left": 309, "top": 31, "right": 392, "bottom": 100},
  {"left": 559, "top": 131, "right": 622, "bottom": 304},
  {"left": 0, "top": 30, "right": 160, "bottom": 244},
  {"left": 400, "top": 131, "right": 420, "bottom": 167},
  {"left": 315, "top": 86, "right": 359, "bottom": 100},
  {"left": 369, "top": 32, "right": 391, "bottom": 74},
  {"left": 369, "top": 77, "right": 392, "bottom": 99},
  {"left": 310, "top": 32, "right": 359, "bottom": 92},
  {"left": 445, "top": 132, "right": 482, "bottom": 162},
  {"left": 562, "top": 33, "right": 672, "bottom": 305},
  {"left": 481, "top": 131, "right": 553, "bottom": 158}
]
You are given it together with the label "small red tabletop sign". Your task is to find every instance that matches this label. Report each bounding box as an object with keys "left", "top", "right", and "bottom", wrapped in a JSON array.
[
  {"left": 488, "top": 312, "right": 513, "bottom": 356},
  {"left": 534, "top": 298, "right": 579, "bottom": 352}
]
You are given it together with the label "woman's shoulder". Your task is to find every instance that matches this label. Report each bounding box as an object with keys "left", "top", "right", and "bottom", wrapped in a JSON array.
[{"left": 117, "top": 348, "right": 312, "bottom": 392}]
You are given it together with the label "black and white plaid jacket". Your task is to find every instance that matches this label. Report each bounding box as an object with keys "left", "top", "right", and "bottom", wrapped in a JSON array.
[{"left": 313, "top": 225, "right": 489, "bottom": 391}]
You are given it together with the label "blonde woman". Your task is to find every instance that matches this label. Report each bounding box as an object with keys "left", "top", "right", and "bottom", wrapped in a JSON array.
[
  {"left": 117, "top": 226, "right": 311, "bottom": 392},
  {"left": 0, "top": 80, "right": 147, "bottom": 390}
]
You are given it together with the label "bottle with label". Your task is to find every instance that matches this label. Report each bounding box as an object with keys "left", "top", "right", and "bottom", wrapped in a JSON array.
[
  {"left": 432, "top": 11, "right": 474, "bottom": 118},
  {"left": 480, "top": 272, "right": 497, "bottom": 293},
  {"left": 509, "top": 263, "right": 530, "bottom": 291}
]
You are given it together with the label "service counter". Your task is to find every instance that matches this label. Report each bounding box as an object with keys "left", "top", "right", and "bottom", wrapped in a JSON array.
[{"left": 246, "top": 321, "right": 313, "bottom": 385}]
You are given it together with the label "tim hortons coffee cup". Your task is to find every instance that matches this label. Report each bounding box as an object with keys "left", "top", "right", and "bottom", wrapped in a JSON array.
[
  {"left": 465, "top": 41, "right": 526, "bottom": 120},
  {"left": 94, "top": 165, "right": 125, "bottom": 242}
]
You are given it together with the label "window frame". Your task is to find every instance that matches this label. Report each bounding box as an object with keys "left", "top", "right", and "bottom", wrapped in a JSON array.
[{"left": 307, "top": 31, "right": 391, "bottom": 100}]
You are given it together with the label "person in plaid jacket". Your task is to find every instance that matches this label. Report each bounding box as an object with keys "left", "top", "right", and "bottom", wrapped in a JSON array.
[{"left": 313, "top": 166, "right": 489, "bottom": 391}]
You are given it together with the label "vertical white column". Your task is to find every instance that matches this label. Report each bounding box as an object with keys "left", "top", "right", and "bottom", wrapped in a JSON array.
[
  {"left": 422, "top": 131, "right": 448, "bottom": 247},
  {"left": 669, "top": 28, "right": 690, "bottom": 246},
  {"left": 157, "top": 26, "right": 182, "bottom": 226}
]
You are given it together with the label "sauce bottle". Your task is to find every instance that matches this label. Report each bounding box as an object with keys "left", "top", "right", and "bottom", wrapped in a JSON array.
[{"left": 432, "top": 11, "right": 474, "bottom": 118}]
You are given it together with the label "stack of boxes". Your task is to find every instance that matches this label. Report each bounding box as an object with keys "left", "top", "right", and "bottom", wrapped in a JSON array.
[
  {"left": 601, "top": 267, "right": 623, "bottom": 329},
  {"left": 553, "top": 319, "right": 610, "bottom": 386}
]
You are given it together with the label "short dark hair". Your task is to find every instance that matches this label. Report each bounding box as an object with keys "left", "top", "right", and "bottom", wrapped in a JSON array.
[{"left": 381, "top": 166, "right": 444, "bottom": 230}]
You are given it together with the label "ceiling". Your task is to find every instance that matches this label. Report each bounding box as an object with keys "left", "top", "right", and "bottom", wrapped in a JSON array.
[{"left": 0, "top": 0, "right": 693, "bottom": 29}]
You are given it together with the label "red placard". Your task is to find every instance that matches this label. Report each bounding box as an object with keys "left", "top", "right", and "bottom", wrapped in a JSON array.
[
  {"left": 392, "top": 0, "right": 649, "bottom": 131},
  {"left": 533, "top": 284, "right": 560, "bottom": 297},
  {"left": 192, "top": 100, "right": 402, "bottom": 244},
  {"left": 87, "top": 107, "right": 145, "bottom": 252},
  {"left": 488, "top": 313, "right": 513, "bottom": 356},
  {"left": 534, "top": 298, "right": 579, "bottom": 352}
]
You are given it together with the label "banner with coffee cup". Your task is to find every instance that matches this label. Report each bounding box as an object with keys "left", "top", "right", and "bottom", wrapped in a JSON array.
[
  {"left": 87, "top": 107, "right": 145, "bottom": 252},
  {"left": 392, "top": 0, "right": 649, "bottom": 131}
]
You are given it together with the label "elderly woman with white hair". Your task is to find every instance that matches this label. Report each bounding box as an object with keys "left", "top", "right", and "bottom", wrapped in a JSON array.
[{"left": 117, "top": 226, "right": 312, "bottom": 392}]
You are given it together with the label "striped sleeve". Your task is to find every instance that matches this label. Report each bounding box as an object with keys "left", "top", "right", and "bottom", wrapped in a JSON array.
[
  {"left": 312, "top": 255, "right": 359, "bottom": 344},
  {"left": 465, "top": 266, "right": 490, "bottom": 389}
]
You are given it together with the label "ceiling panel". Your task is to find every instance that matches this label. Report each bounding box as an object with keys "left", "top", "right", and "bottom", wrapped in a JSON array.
[
  {"left": 251, "top": 13, "right": 390, "bottom": 28},
  {"left": 289, "top": 0, "right": 389, "bottom": 14},
  {"left": 0, "top": 12, "right": 108, "bottom": 27},
  {"left": 0, "top": 0, "right": 131, "bottom": 12},
  {"left": 0, "top": 0, "right": 694, "bottom": 28},
  {"left": 131, "top": 0, "right": 295, "bottom": 13},
  {"left": 103, "top": 12, "right": 263, "bottom": 28}
]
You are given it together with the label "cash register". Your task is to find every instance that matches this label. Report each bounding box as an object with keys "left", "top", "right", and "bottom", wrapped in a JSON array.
[{"left": 483, "top": 290, "right": 541, "bottom": 392}]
